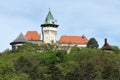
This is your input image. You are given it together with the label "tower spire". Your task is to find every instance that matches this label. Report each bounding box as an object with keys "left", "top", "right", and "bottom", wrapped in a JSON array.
[
  {"left": 41, "top": 10, "right": 59, "bottom": 43},
  {"left": 45, "top": 9, "right": 57, "bottom": 24}
]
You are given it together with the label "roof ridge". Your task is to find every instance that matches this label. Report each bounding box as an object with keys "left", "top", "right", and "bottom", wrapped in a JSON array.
[
  {"left": 61, "top": 35, "right": 84, "bottom": 37},
  {"left": 27, "top": 30, "right": 38, "bottom": 32}
]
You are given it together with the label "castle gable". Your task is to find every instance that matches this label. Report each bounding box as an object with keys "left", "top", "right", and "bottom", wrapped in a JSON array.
[{"left": 25, "top": 31, "right": 40, "bottom": 41}]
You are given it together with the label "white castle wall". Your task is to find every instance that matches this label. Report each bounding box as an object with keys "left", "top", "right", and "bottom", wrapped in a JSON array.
[{"left": 43, "top": 27, "right": 58, "bottom": 43}]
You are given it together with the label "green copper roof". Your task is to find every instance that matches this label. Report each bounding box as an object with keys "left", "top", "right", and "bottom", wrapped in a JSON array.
[{"left": 45, "top": 10, "right": 57, "bottom": 24}]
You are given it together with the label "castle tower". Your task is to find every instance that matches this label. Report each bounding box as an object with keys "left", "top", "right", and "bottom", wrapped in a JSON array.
[{"left": 41, "top": 10, "right": 59, "bottom": 43}]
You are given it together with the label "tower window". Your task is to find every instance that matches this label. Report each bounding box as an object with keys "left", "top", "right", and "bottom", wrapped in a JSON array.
[{"left": 52, "top": 21, "right": 54, "bottom": 24}]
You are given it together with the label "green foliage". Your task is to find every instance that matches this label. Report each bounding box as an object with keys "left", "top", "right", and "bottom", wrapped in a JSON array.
[
  {"left": 0, "top": 63, "right": 28, "bottom": 80},
  {"left": 13, "top": 43, "right": 38, "bottom": 53},
  {"left": 36, "top": 50, "right": 67, "bottom": 65},
  {"left": 14, "top": 56, "right": 32, "bottom": 74},
  {"left": 70, "top": 46, "right": 80, "bottom": 54},
  {"left": 0, "top": 43, "right": 120, "bottom": 79},
  {"left": 111, "top": 46, "right": 120, "bottom": 54},
  {"left": 102, "top": 65, "right": 120, "bottom": 80},
  {"left": 87, "top": 38, "right": 99, "bottom": 48},
  {"left": 2, "top": 48, "right": 11, "bottom": 54}
]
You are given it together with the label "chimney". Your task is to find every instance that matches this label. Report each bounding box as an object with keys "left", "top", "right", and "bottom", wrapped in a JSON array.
[{"left": 82, "top": 35, "right": 85, "bottom": 39}]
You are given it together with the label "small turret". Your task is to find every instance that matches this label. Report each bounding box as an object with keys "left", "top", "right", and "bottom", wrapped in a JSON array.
[
  {"left": 10, "top": 33, "right": 27, "bottom": 45},
  {"left": 101, "top": 38, "right": 112, "bottom": 50},
  {"left": 10, "top": 33, "right": 28, "bottom": 50}
]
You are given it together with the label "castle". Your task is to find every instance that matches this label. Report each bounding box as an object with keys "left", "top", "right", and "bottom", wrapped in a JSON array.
[{"left": 10, "top": 10, "right": 89, "bottom": 51}]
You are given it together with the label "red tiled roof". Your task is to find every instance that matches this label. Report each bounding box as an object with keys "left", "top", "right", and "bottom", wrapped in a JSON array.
[
  {"left": 58, "top": 35, "right": 88, "bottom": 44},
  {"left": 25, "top": 31, "right": 40, "bottom": 41}
]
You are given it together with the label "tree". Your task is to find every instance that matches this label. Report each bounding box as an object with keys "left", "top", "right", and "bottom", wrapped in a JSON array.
[
  {"left": 70, "top": 46, "right": 80, "bottom": 54},
  {"left": 14, "top": 43, "right": 39, "bottom": 53},
  {"left": 102, "top": 65, "right": 120, "bottom": 80},
  {"left": 14, "top": 56, "right": 32, "bottom": 74},
  {"left": 111, "top": 46, "right": 120, "bottom": 54},
  {"left": 87, "top": 38, "right": 99, "bottom": 49}
]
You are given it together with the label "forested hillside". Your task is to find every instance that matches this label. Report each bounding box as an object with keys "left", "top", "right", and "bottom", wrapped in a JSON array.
[{"left": 0, "top": 43, "right": 120, "bottom": 80}]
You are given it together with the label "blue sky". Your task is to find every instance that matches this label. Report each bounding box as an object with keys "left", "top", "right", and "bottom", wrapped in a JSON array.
[{"left": 0, "top": 0, "right": 120, "bottom": 52}]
